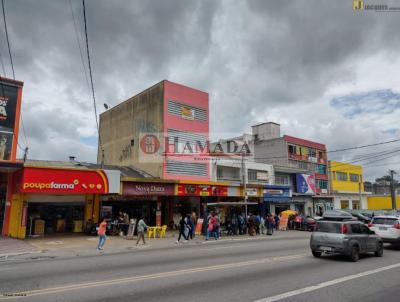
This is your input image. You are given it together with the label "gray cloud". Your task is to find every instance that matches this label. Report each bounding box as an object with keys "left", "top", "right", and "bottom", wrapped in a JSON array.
[{"left": 1, "top": 0, "right": 399, "bottom": 181}]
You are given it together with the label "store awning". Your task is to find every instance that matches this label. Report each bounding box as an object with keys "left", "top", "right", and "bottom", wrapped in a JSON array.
[{"left": 206, "top": 201, "right": 258, "bottom": 206}]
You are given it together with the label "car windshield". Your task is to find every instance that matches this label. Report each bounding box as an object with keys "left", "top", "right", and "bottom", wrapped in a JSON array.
[
  {"left": 372, "top": 218, "right": 398, "bottom": 225},
  {"left": 315, "top": 222, "right": 341, "bottom": 233}
]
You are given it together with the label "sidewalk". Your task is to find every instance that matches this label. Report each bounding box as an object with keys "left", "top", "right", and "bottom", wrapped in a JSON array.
[
  {"left": 0, "top": 236, "right": 39, "bottom": 258},
  {"left": 1, "top": 230, "right": 311, "bottom": 262}
]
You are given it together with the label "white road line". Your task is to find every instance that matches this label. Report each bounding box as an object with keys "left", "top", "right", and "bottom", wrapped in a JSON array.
[{"left": 253, "top": 262, "right": 400, "bottom": 302}]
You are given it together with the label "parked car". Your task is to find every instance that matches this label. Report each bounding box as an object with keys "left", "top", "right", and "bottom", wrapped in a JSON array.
[
  {"left": 293, "top": 215, "right": 316, "bottom": 231},
  {"left": 310, "top": 219, "right": 383, "bottom": 262},
  {"left": 368, "top": 216, "right": 400, "bottom": 245},
  {"left": 351, "top": 213, "right": 371, "bottom": 224}
]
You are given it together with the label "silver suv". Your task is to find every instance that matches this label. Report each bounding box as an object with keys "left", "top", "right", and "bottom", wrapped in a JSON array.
[{"left": 310, "top": 220, "right": 383, "bottom": 262}]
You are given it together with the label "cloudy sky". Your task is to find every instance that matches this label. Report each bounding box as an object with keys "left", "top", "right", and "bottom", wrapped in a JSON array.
[{"left": 1, "top": 0, "right": 400, "bottom": 181}]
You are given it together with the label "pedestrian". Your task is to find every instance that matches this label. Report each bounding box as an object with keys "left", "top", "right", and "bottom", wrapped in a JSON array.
[
  {"left": 136, "top": 217, "right": 147, "bottom": 245},
  {"left": 238, "top": 213, "right": 245, "bottom": 235},
  {"left": 265, "top": 214, "right": 275, "bottom": 236},
  {"left": 191, "top": 211, "right": 197, "bottom": 238},
  {"left": 187, "top": 214, "right": 195, "bottom": 239},
  {"left": 274, "top": 214, "right": 280, "bottom": 231},
  {"left": 248, "top": 214, "right": 256, "bottom": 236},
  {"left": 176, "top": 214, "right": 189, "bottom": 244},
  {"left": 259, "top": 215, "right": 266, "bottom": 235},
  {"left": 97, "top": 217, "right": 107, "bottom": 250},
  {"left": 255, "top": 214, "right": 261, "bottom": 235},
  {"left": 231, "top": 212, "right": 238, "bottom": 236},
  {"left": 206, "top": 212, "right": 218, "bottom": 240}
]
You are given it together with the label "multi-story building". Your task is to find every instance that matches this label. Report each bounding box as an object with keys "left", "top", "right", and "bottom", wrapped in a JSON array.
[
  {"left": 329, "top": 161, "right": 369, "bottom": 210},
  {"left": 98, "top": 80, "right": 210, "bottom": 181},
  {"left": 230, "top": 122, "right": 331, "bottom": 216}
]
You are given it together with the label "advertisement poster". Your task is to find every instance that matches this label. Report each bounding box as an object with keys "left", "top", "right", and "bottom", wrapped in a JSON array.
[
  {"left": 296, "top": 174, "right": 316, "bottom": 194},
  {"left": 0, "top": 82, "right": 18, "bottom": 161},
  {"left": 177, "top": 184, "right": 228, "bottom": 197}
]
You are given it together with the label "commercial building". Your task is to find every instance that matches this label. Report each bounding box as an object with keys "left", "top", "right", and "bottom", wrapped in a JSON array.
[
  {"left": 367, "top": 195, "right": 400, "bottom": 210},
  {"left": 230, "top": 122, "right": 331, "bottom": 215},
  {"left": 329, "top": 161, "right": 369, "bottom": 210},
  {"left": 0, "top": 76, "right": 24, "bottom": 236},
  {"left": 2, "top": 160, "right": 122, "bottom": 239},
  {"left": 99, "top": 80, "right": 210, "bottom": 181}
]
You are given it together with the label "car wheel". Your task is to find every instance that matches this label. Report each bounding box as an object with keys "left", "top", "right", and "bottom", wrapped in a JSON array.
[
  {"left": 350, "top": 245, "right": 360, "bottom": 262},
  {"left": 312, "top": 251, "right": 321, "bottom": 258},
  {"left": 375, "top": 242, "right": 383, "bottom": 257}
]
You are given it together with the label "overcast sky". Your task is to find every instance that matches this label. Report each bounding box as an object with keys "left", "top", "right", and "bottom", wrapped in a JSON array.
[{"left": 1, "top": 0, "right": 400, "bottom": 181}]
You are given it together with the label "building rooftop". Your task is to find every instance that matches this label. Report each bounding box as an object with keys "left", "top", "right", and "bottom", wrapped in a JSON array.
[
  {"left": 24, "top": 160, "right": 153, "bottom": 178},
  {"left": 284, "top": 135, "right": 326, "bottom": 151}
]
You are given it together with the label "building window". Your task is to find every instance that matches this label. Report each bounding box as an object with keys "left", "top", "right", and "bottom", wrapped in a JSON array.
[
  {"left": 316, "top": 180, "right": 328, "bottom": 189},
  {"left": 298, "top": 161, "right": 308, "bottom": 170},
  {"left": 248, "top": 169, "right": 257, "bottom": 181},
  {"left": 275, "top": 175, "right": 289, "bottom": 185},
  {"left": 352, "top": 200, "right": 360, "bottom": 210},
  {"left": 336, "top": 172, "right": 348, "bottom": 181},
  {"left": 350, "top": 174, "right": 359, "bottom": 182},
  {"left": 217, "top": 166, "right": 223, "bottom": 179},
  {"left": 340, "top": 200, "right": 349, "bottom": 209},
  {"left": 316, "top": 164, "right": 326, "bottom": 174}
]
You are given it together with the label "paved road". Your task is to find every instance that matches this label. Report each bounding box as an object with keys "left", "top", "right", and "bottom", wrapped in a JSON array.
[{"left": 0, "top": 232, "right": 399, "bottom": 302}]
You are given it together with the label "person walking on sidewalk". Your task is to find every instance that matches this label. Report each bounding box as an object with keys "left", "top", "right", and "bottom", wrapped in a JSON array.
[
  {"left": 136, "top": 217, "right": 147, "bottom": 245},
  {"left": 176, "top": 214, "right": 189, "bottom": 244},
  {"left": 265, "top": 214, "right": 275, "bottom": 236},
  {"left": 97, "top": 218, "right": 107, "bottom": 250},
  {"left": 259, "top": 215, "right": 266, "bottom": 235},
  {"left": 274, "top": 214, "right": 280, "bottom": 231}
]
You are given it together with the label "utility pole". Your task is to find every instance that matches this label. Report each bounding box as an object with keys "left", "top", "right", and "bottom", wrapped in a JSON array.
[
  {"left": 241, "top": 151, "right": 248, "bottom": 219},
  {"left": 389, "top": 170, "right": 397, "bottom": 210}
]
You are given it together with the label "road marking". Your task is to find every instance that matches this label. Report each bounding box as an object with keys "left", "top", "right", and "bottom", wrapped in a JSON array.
[
  {"left": 253, "top": 262, "right": 400, "bottom": 302},
  {"left": 0, "top": 253, "right": 307, "bottom": 299}
]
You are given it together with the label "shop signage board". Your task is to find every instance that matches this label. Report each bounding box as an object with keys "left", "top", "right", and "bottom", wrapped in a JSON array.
[
  {"left": 296, "top": 174, "right": 316, "bottom": 194},
  {"left": 279, "top": 215, "right": 288, "bottom": 231},
  {"left": 18, "top": 167, "right": 120, "bottom": 194},
  {"left": 0, "top": 78, "right": 23, "bottom": 162},
  {"left": 246, "top": 188, "right": 259, "bottom": 197},
  {"left": 195, "top": 218, "right": 204, "bottom": 235},
  {"left": 263, "top": 185, "right": 292, "bottom": 201},
  {"left": 123, "top": 182, "right": 174, "bottom": 196},
  {"left": 177, "top": 184, "right": 228, "bottom": 196}
]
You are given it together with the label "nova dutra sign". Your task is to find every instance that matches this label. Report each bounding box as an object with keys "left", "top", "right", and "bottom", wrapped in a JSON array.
[
  {"left": 18, "top": 167, "right": 120, "bottom": 194},
  {"left": 296, "top": 173, "right": 316, "bottom": 194},
  {"left": 123, "top": 182, "right": 174, "bottom": 196}
]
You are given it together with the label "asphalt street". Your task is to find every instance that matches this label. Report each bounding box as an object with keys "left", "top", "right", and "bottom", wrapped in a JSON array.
[{"left": 0, "top": 232, "right": 399, "bottom": 302}]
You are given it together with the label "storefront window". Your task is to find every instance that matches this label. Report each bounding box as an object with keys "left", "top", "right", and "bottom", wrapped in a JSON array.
[
  {"left": 340, "top": 200, "right": 349, "bottom": 209},
  {"left": 352, "top": 200, "right": 360, "bottom": 210}
]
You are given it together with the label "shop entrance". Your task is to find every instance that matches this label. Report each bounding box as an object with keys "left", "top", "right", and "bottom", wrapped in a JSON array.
[
  {"left": 0, "top": 183, "right": 6, "bottom": 234},
  {"left": 102, "top": 200, "right": 158, "bottom": 226},
  {"left": 275, "top": 204, "right": 290, "bottom": 215},
  {"left": 27, "top": 203, "right": 85, "bottom": 236}
]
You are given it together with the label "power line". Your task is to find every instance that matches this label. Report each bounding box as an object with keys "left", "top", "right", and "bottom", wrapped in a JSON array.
[
  {"left": 82, "top": 0, "right": 102, "bottom": 154},
  {"left": 327, "top": 138, "right": 400, "bottom": 153},
  {"left": 1, "top": 0, "right": 29, "bottom": 151},
  {"left": 68, "top": 0, "right": 91, "bottom": 94},
  {"left": 1, "top": 0, "right": 14, "bottom": 79}
]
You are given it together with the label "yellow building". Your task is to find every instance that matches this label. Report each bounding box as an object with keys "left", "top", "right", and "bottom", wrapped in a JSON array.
[
  {"left": 329, "top": 161, "right": 368, "bottom": 210},
  {"left": 367, "top": 195, "right": 400, "bottom": 210}
]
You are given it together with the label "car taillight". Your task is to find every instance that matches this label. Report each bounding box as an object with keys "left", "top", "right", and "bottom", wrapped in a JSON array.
[
  {"left": 341, "top": 224, "right": 348, "bottom": 234},
  {"left": 393, "top": 223, "right": 400, "bottom": 230},
  {"left": 368, "top": 223, "right": 372, "bottom": 228}
]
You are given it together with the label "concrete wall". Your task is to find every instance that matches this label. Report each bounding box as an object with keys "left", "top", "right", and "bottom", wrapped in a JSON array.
[
  {"left": 98, "top": 82, "right": 164, "bottom": 177},
  {"left": 367, "top": 195, "right": 400, "bottom": 210},
  {"left": 254, "top": 138, "right": 288, "bottom": 167}
]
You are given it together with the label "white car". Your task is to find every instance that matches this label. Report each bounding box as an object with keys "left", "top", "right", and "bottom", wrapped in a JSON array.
[{"left": 369, "top": 216, "right": 400, "bottom": 244}]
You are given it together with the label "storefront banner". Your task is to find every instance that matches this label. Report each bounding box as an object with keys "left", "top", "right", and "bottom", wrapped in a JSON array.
[
  {"left": 296, "top": 173, "right": 316, "bottom": 194},
  {"left": 246, "top": 188, "right": 259, "bottom": 197},
  {"left": 177, "top": 184, "right": 228, "bottom": 197},
  {"left": 18, "top": 167, "right": 119, "bottom": 194},
  {"left": 123, "top": 182, "right": 174, "bottom": 196},
  {"left": 263, "top": 185, "right": 292, "bottom": 201}
]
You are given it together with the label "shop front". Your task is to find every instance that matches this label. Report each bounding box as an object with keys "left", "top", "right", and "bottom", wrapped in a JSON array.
[
  {"left": 3, "top": 166, "right": 120, "bottom": 238},
  {"left": 263, "top": 185, "right": 292, "bottom": 215},
  {"left": 102, "top": 181, "right": 176, "bottom": 227}
]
